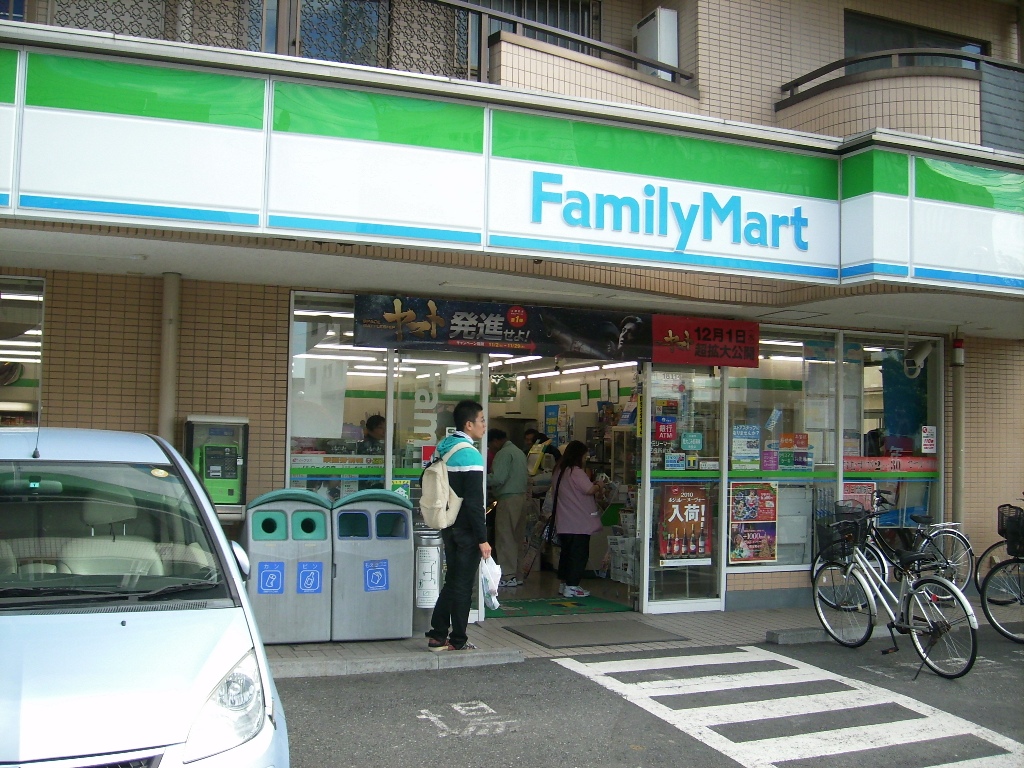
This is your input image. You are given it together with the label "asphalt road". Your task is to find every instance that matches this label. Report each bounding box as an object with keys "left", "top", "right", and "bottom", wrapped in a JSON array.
[{"left": 277, "top": 626, "right": 1023, "bottom": 768}]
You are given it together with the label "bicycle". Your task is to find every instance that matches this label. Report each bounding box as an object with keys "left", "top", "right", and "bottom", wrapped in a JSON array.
[
  {"left": 812, "top": 504, "right": 978, "bottom": 679},
  {"left": 972, "top": 493, "right": 1023, "bottom": 593},
  {"left": 812, "top": 490, "right": 974, "bottom": 592},
  {"left": 978, "top": 503, "right": 1024, "bottom": 643}
]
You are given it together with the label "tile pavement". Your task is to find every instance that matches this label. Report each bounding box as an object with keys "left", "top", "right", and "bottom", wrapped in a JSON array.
[{"left": 265, "top": 604, "right": 828, "bottom": 679}]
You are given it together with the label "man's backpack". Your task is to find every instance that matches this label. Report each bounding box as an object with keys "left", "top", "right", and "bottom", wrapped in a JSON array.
[{"left": 419, "top": 442, "right": 473, "bottom": 530}]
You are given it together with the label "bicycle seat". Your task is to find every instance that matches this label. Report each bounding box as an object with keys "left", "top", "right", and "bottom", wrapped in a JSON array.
[
  {"left": 896, "top": 549, "right": 939, "bottom": 570},
  {"left": 909, "top": 513, "right": 933, "bottom": 526}
]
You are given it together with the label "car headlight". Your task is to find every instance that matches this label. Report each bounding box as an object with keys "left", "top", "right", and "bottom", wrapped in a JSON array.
[{"left": 183, "top": 649, "right": 266, "bottom": 763}]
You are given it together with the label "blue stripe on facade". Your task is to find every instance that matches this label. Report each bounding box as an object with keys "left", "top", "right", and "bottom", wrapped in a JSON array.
[
  {"left": 0, "top": 193, "right": 9, "bottom": 206},
  {"left": 269, "top": 215, "right": 482, "bottom": 245},
  {"left": 913, "top": 267, "right": 1024, "bottom": 290},
  {"left": 19, "top": 195, "right": 259, "bottom": 225},
  {"left": 841, "top": 262, "right": 909, "bottom": 278},
  {"left": 489, "top": 235, "right": 839, "bottom": 280}
]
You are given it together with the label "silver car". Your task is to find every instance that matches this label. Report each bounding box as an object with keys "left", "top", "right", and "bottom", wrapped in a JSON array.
[{"left": 0, "top": 428, "right": 289, "bottom": 767}]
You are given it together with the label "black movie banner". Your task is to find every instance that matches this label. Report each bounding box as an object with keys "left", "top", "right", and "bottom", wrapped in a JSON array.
[{"left": 354, "top": 295, "right": 652, "bottom": 361}]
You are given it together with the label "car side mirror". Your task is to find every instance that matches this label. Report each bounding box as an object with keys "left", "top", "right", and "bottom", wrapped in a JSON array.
[{"left": 231, "top": 540, "right": 250, "bottom": 580}]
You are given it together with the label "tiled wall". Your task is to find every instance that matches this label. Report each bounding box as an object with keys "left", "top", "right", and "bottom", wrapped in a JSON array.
[
  {"left": 602, "top": 0, "right": 646, "bottom": 52},
  {"left": 6, "top": 268, "right": 291, "bottom": 500},
  {"left": 776, "top": 76, "right": 982, "bottom": 142},
  {"left": 490, "top": 36, "right": 700, "bottom": 112}
]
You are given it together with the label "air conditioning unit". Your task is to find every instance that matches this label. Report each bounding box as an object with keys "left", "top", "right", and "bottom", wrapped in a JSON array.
[{"left": 633, "top": 7, "right": 678, "bottom": 81}]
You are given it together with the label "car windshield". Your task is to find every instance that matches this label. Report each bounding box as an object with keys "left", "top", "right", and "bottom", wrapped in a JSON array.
[{"left": 0, "top": 461, "right": 230, "bottom": 607}]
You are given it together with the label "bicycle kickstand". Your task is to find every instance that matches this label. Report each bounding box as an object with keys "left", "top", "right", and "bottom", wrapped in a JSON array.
[{"left": 881, "top": 622, "right": 901, "bottom": 656}]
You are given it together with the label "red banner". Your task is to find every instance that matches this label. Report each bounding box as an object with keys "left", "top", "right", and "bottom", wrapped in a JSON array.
[{"left": 652, "top": 316, "right": 759, "bottom": 367}]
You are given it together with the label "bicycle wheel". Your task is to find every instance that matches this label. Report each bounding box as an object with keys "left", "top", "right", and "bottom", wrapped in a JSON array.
[
  {"left": 980, "top": 559, "right": 1024, "bottom": 643},
  {"left": 974, "top": 540, "right": 1009, "bottom": 594},
  {"left": 813, "top": 563, "right": 874, "bottom": 648},
  {"left": 919, "top": 530, "right": 974, "bottom": 592},
  {"left": 906, "top": 576, "right": 978, "bottom": 678}
]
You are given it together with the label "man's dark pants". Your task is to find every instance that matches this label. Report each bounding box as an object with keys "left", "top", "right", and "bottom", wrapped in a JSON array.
[{"left": 427, "top": 526, "right": 479, "bottom": 648}]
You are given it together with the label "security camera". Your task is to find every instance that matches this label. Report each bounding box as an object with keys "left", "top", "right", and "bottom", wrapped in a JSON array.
[{"left": 903, "top": 340, "right": 935, "bottom": 379}]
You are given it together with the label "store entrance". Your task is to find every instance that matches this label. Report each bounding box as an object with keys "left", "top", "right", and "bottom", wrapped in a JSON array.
[{"left": 486, "top": 353, "right": 639, "bottom": 617}]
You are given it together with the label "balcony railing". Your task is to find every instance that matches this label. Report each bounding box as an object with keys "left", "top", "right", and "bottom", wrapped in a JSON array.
[
  {"left": 25, "top": 0, "right": 692, "bottom": 86},
  {"left": 777, "top": 48, "right": 1019, "bottom": 107},
  {"left": 776, "top": 48, "right": 1024, "bottom": 155}
]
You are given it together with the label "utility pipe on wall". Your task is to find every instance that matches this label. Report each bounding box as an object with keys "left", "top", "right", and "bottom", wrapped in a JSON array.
[
  {"left": 158, "top": 272, "right": 181, "bottom": 441},
  {"left": 951, "top": 337, "right": 965, "bottom": 525}
]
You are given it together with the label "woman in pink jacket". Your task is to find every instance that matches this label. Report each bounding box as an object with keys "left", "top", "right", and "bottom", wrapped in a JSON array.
[{"left": 550, "top": 440, "right": 605, "bottom": 597}]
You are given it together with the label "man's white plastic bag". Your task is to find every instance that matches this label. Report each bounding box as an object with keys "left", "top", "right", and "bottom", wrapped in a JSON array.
[{"left": 480, "top": 556, "right": 501, "bottom": 610}]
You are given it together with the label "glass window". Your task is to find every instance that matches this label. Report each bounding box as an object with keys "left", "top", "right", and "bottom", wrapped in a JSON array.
[
  {"left": 392, "top": 351, "right": 484, "bottom": 512},
  {"left": 289, "top": 293, "right": 387, "bottom": 502},
  {"left": 0, "top": 278, "right": 43, "bottom": 427},
  {"left": 846, "top": 337, "right": 942, "bottom": 529},
  {"left": 647, "top": 368, "right": 720, "bottom": 601},
  {"left": 845, "top": 11, "right": 986, "bottom": 74},
  {"left": 726, "top": 332, "right": 839, "bottom": 568}
]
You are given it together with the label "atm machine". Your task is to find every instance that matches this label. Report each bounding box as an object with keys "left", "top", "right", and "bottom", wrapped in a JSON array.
[{"left": 183, "top": 415, "right": 249, "bottom": 521}]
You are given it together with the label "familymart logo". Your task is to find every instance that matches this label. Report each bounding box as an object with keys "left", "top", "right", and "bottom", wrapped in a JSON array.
[{"left": 530, "top": 171, "right": 811, "bottom": 253}]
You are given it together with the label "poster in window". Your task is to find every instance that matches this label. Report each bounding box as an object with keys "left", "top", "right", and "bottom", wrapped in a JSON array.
[
  {"left": 728, "top": 481, "right": 778, "bottom": 563},
  {"left": 659, "top": 484, "right": 712, "bottom": 560}
]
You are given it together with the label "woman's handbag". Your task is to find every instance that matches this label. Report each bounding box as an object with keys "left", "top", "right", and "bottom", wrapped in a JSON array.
[{"left": 541, "top": 466, "right": 567, "bottom": 516}]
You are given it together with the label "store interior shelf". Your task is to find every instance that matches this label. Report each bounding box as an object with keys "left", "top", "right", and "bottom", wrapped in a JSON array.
[{"left": 658, "top": 558, "right": 712, "bottom": 568}]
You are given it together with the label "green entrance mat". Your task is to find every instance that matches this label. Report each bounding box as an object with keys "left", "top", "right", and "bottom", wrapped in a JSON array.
[{"left": 485, "top": 595, "right": 631, "bottom": 618}]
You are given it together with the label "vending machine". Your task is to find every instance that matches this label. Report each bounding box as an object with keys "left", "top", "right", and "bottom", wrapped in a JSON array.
[{"left": 183, "top": 415, "right": 249, "bottom": 517}]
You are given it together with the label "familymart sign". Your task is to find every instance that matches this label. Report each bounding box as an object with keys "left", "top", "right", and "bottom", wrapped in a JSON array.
[{"left": 3, "top": 45, "right": 1020, "bottom": 292}]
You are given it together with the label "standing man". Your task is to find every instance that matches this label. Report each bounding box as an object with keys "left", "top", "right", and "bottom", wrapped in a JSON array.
[
  {"left": 487, "top": 429, "right": 528, "bottom": 589},
  {"left": 426, "top": 400, "right": 490, "bottom": 652}
]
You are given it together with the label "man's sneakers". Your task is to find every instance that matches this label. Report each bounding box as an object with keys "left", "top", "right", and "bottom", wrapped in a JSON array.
[
  {"left": 428, "top": 637, "right": 477, "bottom": 652},
  {"left": 499, "top": 576, "right": 522, "bottom": 589}
]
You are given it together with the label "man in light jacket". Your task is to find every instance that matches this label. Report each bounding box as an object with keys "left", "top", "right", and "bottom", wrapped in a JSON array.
[{"left": 487, "top": 428, "right": 529, "bottom": 589}]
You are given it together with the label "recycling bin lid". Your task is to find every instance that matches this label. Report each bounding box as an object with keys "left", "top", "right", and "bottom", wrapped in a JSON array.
[
  {"left": 247, "top": 488, "right": 332, "bottom": 510},
  {"left": 332, "top": 489, "right": 414, "bottom": 510}
]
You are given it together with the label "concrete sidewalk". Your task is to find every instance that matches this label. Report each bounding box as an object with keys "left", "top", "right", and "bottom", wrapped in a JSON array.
[{"left": 266, "top": 604, "right": 828, "bottom": 679}]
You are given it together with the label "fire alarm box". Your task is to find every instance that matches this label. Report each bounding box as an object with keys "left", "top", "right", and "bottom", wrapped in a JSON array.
[{"left": 183, "top": 415, "right": 249, "bottom": 509}]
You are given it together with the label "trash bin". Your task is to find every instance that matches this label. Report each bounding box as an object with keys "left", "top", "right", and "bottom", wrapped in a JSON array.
[
  {"left": 413, "top": 524, "right": 444, "bottom": 633},
  {"left": 242, "top": 489, "right": 332, "bottom": 644},
  {"left": 331, "top": 489, "right": 414, "bottom": 641}
]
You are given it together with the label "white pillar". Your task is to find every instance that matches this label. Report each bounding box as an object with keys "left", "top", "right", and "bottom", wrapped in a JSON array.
[
  {"left": 951, "top": 337, "right": 965, "bottom": 525},
  {"left": 158, "top": 273, "right": 181, "bottom": 441}
]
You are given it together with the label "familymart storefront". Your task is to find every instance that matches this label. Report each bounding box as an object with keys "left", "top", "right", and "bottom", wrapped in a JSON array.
[
  {"left": 288, "top": 292, "right": 946, "bottom": 612},
  {"left": 0, "top": 33, "right": 1019, "bottom": 613}
]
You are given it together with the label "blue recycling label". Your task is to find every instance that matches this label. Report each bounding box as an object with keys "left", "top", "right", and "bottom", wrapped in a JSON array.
[
  {"left": 296, "top": 561, "right": 323, "bottom": 594},
  {"left": 364, "top": 559, "right": 389, "bottom": 592},
  {"left": 257, "top": 561, "right": 285, "bottom": 594}
]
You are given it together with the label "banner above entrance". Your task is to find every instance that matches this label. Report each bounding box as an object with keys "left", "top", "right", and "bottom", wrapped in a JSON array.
[
  {"left": 355, "top": 295, "right": 653, "bottom": 360},
  {"left": 355, "top": 295, "right": 761, "bottom": 367}
]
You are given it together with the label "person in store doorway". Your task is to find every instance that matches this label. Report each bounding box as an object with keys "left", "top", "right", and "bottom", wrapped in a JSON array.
[
  {"left": 486, "top": 428, "right": 529, "bottom": 589},
  {"left": 524, "top": 429, "right": 562, "bottom": 475},
  {"left": 550, "top": 440, "right": 605, "bottom": 598},
  {"left": 426, "top": 400, "right": 491, "bottom": 652}
]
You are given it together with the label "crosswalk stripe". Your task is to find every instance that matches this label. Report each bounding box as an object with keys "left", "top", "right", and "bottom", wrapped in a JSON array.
[
  {"left": 663, "top": 688, "right": 884, "bottom": 727},
  {"left": 554, "top": 645, "right": 1024, "bottom": 768}
]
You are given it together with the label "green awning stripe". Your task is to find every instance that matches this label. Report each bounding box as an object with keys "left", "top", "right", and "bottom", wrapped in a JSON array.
[
  {"left": 842, "top": 150, "right": 909, "bottom": 199},
  {"left": 25, "top": 53, "right": 264, "bottom": 129},
  {"left": 915, "top": 157, "right": 1024, "bottom": 214},
  {"left": 273, "top": 81, "right": 484, "bottom": 153},
  {"left": 491, "top": 111, "right": 838, "bottom": 200}
]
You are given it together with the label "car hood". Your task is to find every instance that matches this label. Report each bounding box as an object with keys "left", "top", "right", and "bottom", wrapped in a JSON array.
[{"left": 0, "top": 606, "right": 255, "bottom": 763}]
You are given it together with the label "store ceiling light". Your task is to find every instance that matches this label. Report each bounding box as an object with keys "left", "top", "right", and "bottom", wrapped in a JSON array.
[
  {"left": 760, "top": 340, "right": 803, "bottom": 347},
  {"left": 315, "top": 343, "right": 386, "bottom": 352},
  {"left": 296, "top": 353, "right": 379, "bottom": 362},
  {"left": 561, "top": 365, "right": 600, "bottom": 374},
  {"left": 294, "top": 309, "right": 354, "bottom": 319},
  {"left": 25, "top": 329, "right": 42, "bottom": 335},
  {"left": 602, "top": 361, "right": 637, "bottom": 369},
  {"left": 0, "top": 341, "right": 41, "bottom": 347},
  {"left": 401, "top": 358, "right": 470, "bottom": 365},
  {"left": 527, "top": 371, "right": 561, "bottom": 379},
  {"left": 0, "top": 349, "right": 41, "bottom": 356},
  {"left": 489, "top": 353, "right": 513, "bottom": 358},
  {"left": 0, "top": 357, "right": 39, "bottom": 363},
  {"left": 354, "top": 365, "right": 387, "bottom": 371},
  {"left": 504, "top": 355, "right": 543, "bottom": 365},
  {"left": 0, "top": 294, "right": 43, "bottom": 301}
]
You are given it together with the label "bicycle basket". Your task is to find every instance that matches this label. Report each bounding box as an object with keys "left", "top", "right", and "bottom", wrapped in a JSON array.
[
  {"left": 998, "top": 504, "right": 1024, "bottom": 557},
  {"left": 816, "top": 500, "right": 868, "bottom": 557}
]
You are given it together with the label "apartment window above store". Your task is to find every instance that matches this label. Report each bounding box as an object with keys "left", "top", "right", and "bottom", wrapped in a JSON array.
[
  {"left": 473, "top": 0, "right": 600, "bottom": 50},
  {"left": 844, "top": 11, "right": 988, "bottom": 75},
  {"left": 0, "top": 1, "right": 25, "bottom": 22},
  {"left": 0, "top": 278, "right": 43, "bottom": 428}
]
